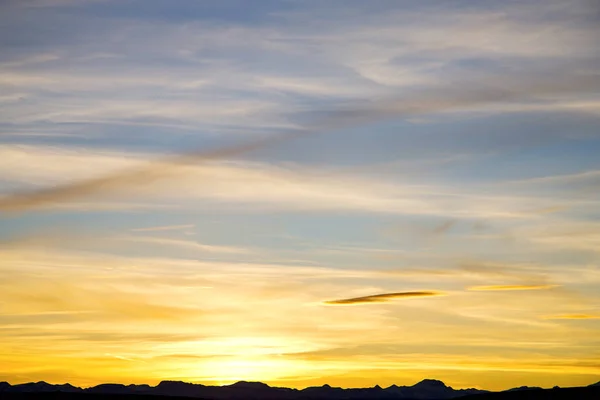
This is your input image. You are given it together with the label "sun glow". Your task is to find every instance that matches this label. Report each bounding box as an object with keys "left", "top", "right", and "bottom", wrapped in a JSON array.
[{"left": 202, "top": 358, "right": 305, "bottom": 383}]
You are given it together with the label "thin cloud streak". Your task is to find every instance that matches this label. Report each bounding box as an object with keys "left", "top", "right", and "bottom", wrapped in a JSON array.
[
  {"left": 0, "top": 132, "right": 301, "bottom": 213},
  {"left": 468, "top": 284, "right": 559, "bottom": 291},
  {"left": 432, "top": 220, "right": 457, "bottom": 235},
  {"left": 131, "top": 224, "right": 195, "bottom": 232},
  {"left": 542, "top": 314, "right": 600, "bottom": 320},
  {"left": 5, "top": 146, "right": 589, "bottom": 219},
  {"left": 324, "top": 291, "right": 444, "bottom": 305},
  {"left": 119, "top": 236, "right": 251, "bottom": 254}
]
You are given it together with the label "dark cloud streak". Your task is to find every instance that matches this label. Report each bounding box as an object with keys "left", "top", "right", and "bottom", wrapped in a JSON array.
[
  {"left": 432, "top": 220, "right": 456, "bottom": 235},
  {"left": 324, "top": 290, "right": 444, "bottom": 305}
]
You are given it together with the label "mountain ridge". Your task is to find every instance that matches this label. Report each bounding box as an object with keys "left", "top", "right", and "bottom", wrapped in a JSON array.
[
  {"left": 0, "top": 379, "right": 479, "bottom": 399},
  {"left": 0, "top": 379, "right": 599, "bottom": 399}
]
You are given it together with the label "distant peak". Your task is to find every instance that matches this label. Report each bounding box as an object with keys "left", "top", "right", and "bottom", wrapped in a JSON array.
[
  {"left": 414, "top": 379, "right": 448, "bottom": 388},
  {"left": 229, "top": 381, "right": 270, "bottom": 389},
  {"left": 157, "top": 380, "right": 194, "bottom": 387},
  {"left": 505, "top": 385, "right": 543, "bottom": 392}
]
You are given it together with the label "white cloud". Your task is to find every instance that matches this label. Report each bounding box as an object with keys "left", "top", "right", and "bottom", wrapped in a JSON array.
[
  {"left": 1, "top": 145, "right": 588, "bottom": 219},
  {"left": 117, "top": 235, "right": 252, "bottom": 255}
]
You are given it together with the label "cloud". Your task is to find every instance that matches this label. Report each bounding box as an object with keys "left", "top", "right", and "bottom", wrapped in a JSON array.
[
  {"left": 131, "top": 224, "right": 195, "bottom": 232},
  {"left": 1, "top": 145, "right": 587, "bottom": 219},
  {"left": 518, "top": 222, "right": 600, "bottom": 253},
  {"left": 432, "top": 220, "right": 457, "bottom": 235},
  {"left": 379, "top": 261, "right": 547, "bottom": 282},
  {"left": 542, "top": 314, "right": 600, "bottom": 320},
  {"left": 118, "top": 236, "right": 251, "bottom": 254},
  {"left": 457, "top": 261, "right": 553, "bottom": 281},
  {"left": 2, "top": 0, "right": 598, "bottom": 142},
  {"left": 468, "top": 284, "right": 559, "bottom": 291},
  {"left": 2, "top": 66, "right": 599, "bottom": 215},
  {"left": 324, "top": 291, "right": 444, "bottom": 305},
  {"left": 1, "top": 245, "right": 599, "bottom": 388},
  {"left": 7, "top": 0, "right": 110, "bottom": 7},
  {"left": 503, "top": 169, "right": 600, "bottom": 192},
  {"left": 0, "top": 133, "right": 302, "bottom": 213},
  {"left": 529, "top": 206, "right": 568, "bottom": 215}
]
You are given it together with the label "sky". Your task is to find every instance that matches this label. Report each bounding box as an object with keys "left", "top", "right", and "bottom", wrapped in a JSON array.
[{"left": 1, "top": 0, "right": 600, "bottom": 391}]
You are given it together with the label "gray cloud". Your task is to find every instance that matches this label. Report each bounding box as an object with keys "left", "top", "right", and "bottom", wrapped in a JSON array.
[{"left": 432, "top": 219, "right": 457, "bottom": 235}]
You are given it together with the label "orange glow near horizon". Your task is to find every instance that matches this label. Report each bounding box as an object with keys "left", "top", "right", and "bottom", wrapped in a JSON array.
[{"left": 1, "top": 247, "right": 599, "bottom": 391}]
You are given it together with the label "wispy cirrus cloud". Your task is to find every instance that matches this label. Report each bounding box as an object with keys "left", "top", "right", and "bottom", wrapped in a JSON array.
[
  {"left": 468, "top": 284, "right": 559, "bottom": 291},
  {"left": 131, "top": 224, "right": 195, "bottom": 232},
  {"left": 118, "top": 236, "right": 251, "bottom": 255},
  {"left": 324, "top": 291, "right": 444, "bottom": 305},
  {"left": 0, "top": 17, "right": 599, "bottom": 213},
  {"left": 0, "top": 144, "right": 593, "bottom": 219},
  {"left": 0, "top": 134, "right": 301, "bottom": 212}
]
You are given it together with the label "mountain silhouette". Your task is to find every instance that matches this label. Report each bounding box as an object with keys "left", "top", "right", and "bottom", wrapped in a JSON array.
[
  {"left": 1, "top": 379, "right": 599, "bottom": 400},
  {"left": 504, "top": 387, "right": 543, "bottom": 392}
]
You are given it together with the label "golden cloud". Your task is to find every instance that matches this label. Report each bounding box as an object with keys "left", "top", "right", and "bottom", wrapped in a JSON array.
[
  {"left": 542, "top": 314, "right": 600, "bottom": 320},
  {"left": 468, "top": 284, "right": 559, "bottom": 291}
]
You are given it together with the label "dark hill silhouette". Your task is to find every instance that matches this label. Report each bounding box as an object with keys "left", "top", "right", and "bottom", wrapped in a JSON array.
[
  {"left": 0, "top": 379, "right": 599, "bottom": 400},
  {"left": 505, "top": 387, "right": 542, "bottom": 392},
  {"left": 459, "top": 385, "right": 600, "bottom": 400}
]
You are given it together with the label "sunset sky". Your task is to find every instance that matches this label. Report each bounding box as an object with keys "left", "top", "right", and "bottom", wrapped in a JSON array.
[{"left": 1, "top": 0, "right": 600, "bottom": 391}]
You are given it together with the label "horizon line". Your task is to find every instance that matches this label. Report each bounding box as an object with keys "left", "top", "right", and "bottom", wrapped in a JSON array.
[{"left": 3, "top": 377, "right": 599, "bottom": 392}]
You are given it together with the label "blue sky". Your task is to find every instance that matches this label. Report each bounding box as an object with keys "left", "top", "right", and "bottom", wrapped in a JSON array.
[{"left": 0, "top": 0, "right": 599, "bottom": 390}]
